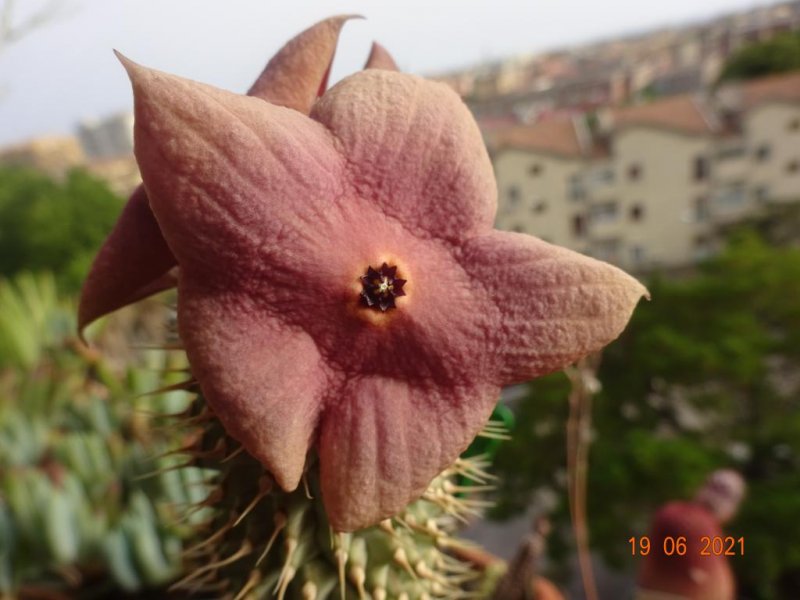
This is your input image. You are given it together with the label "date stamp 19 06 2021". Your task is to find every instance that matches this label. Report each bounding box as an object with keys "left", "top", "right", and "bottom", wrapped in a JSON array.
[{"left": 629, "top": 536, "right": 745, "bottom": 557}]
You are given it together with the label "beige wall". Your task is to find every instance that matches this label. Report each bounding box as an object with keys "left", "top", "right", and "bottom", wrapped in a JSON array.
[
  {"left": 608, "top": 128, "right": 713, "bottom": 269},
  {"left": 491, "top": 99, "right": 800, "bottom": 273},
  {"left": 745, "top": 103, "right": 800, "bottom": 203},
  {"left": 493, "top": 150, "right": 586, "bottom": 250}
]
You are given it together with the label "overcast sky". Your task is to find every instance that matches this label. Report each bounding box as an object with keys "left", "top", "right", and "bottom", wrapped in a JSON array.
[{"left": 0, "top": 0, "right": 777, "bottom": 146}]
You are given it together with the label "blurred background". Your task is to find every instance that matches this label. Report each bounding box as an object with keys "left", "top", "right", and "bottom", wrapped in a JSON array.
[{"left": 0, "top": 0, "right": 799, "bottom": 598}]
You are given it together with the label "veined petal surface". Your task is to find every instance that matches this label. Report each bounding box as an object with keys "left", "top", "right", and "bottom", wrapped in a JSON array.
[
  {"left": 311, "top": 70, "right": 497, "bottom": 243},
  {"left": 320, "top": 376, "right": 500, "bottom": 531},
  {"left": 460, "top": 231, "right": 648, "bottom": 383},
  {"left": 179, "top": 278, "right": 328, "bottom": 491}
]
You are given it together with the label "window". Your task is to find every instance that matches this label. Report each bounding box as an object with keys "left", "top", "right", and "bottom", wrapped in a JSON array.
[
  {"left": 630, "top": 204, "right": 644, "bottom": 222},
  {"left": 572, "top": 214, "right": 586, "bottom": 237},
  {"left": 568, "top": 175, "right": 586, "bottom": 201},
  {"left": 507, "top": 185, "right": 520, "bottom": 205},
  {"left": 528, "top": 163, "right": 543, "bottom": 176},
  {"left": 788, "top": 117, "right": 800, "bottom": 132},
  {"left": 512, "top": 224, "right": 525, "bottom": 233},
  {"left": 630, "top": 245, "right": 646, "bottom": 264},
  {"left": 694, "top": 196, "right": 710, "bottom": 222},
  {"left": 754, "top": 144, "right": 771, "bottom": 162},
  {"left": 590, "top": 202, "right": 619, "bottom": 223},
  {"left": 716, "top": 146, "right": 745, "bottom": 160},
  {"left": 755, "top": 186, "right": 770, "bottom": 202},
  {"left": 715, "top": 185, "right": 747, "bottom": 207},
  {"left": 532, "top": 200, "right": 548, "bottom": 214},
  {"left": 693, "top": 156, "right": 709, "bottom": 181},
  {"left": 787, "top": 160, "right": 799, "bottom": 174},
  {"left": 587, "top": 167, "right": 615, "bottom": 186},
  {"left": 591, "top": 238, "right": 621, "bottom": 262},
  {"left": 628, "top": 163, "right": 642, "bottom": 181}
]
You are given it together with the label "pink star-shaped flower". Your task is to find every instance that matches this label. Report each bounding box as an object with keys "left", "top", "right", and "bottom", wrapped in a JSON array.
[{"left": 79, "top": 17, "right": 647, "bottom": 531}]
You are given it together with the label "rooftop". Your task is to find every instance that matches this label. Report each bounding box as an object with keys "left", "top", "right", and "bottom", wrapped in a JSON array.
[
  {"left": 739, "top": 70, "right": 800, "bottom": 109},
  {"left": 610, "top": 94, "right": 717, "bottom": 135},
  {"left": 487, "top": 118, "right": 590, "bottom": 158}
]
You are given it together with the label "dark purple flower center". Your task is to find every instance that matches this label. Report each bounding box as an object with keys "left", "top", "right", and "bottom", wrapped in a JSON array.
[{"left": 360, "top": 263, "right": 406, "bottom": 312}]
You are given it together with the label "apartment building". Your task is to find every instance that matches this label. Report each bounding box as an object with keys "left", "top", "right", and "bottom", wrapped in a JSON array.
[
  {"left": 77, "top": 112, "right": 134, "bottom": 160},
  {"left": 492, "top": 118, "right": 594, "bottom": 249},
  {"left": 0, "top": 135, "right": 85, "bottom": 179},
  {"left": 489, "top": 71, "right": 800, "bottom": 272},
  {"left": 436, "top": 2, "right": 800, "bottom": 129}
]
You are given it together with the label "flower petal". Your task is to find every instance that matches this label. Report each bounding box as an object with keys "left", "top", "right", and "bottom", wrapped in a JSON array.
[
  {"left": 311, "top": 70, "right": 497, "bottom": 243},
  {"left": 319, "top": 376, "right": 500, "bottom": 531},
  {"left": 119, "top": 55, "right": 345, "bottom": 280},
  {"left": 78, "top": 186, "right": 177, "bottom": 333},
  {"left": 248, "top": 15, "right": 359, "bottom": 111},
  {"left": 179, "top": 277, "right": 327, "bottom": 491},
  {"left": 364, "top": 42, "right": 399, "bottom": 71},
  {"left": 80, "top": 21, "right": 355, "bottom": 332},
  {"left": 461, "top": 231, "right": 648, "bottom": 383}
]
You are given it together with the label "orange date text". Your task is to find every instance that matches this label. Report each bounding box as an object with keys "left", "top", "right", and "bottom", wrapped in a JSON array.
[{"left": 628, "top": 536, "right": 744, "bottom": 556}]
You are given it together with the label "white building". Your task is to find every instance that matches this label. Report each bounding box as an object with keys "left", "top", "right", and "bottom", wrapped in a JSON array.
[
  {"left": 489, "top": 71, "right": 800, "bottom": 272},
  {"left": 77, "top": 112, "right": 134, "bottom": 159}
]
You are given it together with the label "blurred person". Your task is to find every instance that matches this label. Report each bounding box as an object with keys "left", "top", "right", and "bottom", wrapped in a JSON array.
[
  {"left": 491, "top": 517, "right": 566, "bottom": 600},
  {"left": 637, "top": 469, "right": 747, "bottom": 600}
]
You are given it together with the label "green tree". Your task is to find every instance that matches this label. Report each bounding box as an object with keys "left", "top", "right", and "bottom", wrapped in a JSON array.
[
  {"left": 0, "top": 166, "right": 123, "bottom": 291},
  {"left": 718, "top": 31, "right": 800, "bottom": 83},
  {"left": 490, "top": 231, "right": 800, "bottom": 599}
]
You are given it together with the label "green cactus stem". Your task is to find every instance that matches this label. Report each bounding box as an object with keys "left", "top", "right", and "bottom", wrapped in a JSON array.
[{"left": 170, "top": 393, "right": 501, "bottom": 600}]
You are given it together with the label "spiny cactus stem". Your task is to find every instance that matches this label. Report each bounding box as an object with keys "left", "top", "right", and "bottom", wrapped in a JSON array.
[
  {"left": 302, "top": 473, "right": 314, "bottom": 499},
  {"left": 232, "top": 570, "right": 261, "bottom": 600},
  {"left": 181, "top": 408, "right": 216, "bottom": 428},
  {"left": 445, "top": 569, "right": 482, "bottom": 586},
  {"left": 163, "top": 434, "right": 225, "bottom": 463},
  {"left": 422, "top": 492, "right": 471, "bottom": 522},
  {"left": 131, "top": 341, "right": 184, "bottom": 351},
  {"left": 232, "top": 474, "right": 272, "bottom": 527},
  {"left": 392, "top": 548, "right": 418, "bottom": 580},
  {"left": 183, "top": 514, "right": 237, "bottom": 557},
  {"left": 442, "top": 481, "right": 495, "bottom": 494},
  {"left": 483, "top": 419, "right": 509, "bottom": 431},
  {"left": 435, "top": 537, "right": 473, "bottom": 553},
  {"left": 137, "top": 378, "right": 197, "bottom": 398},
  {"left": 301, "top": 581, "right": 318, "bottom": 600},
  {"left": 335, "top": 547, "right": 347, "bottom": 600},
  {"left": 275, "top": 563, "right": 297, "bottom": 600},
  {"left": 452, "top": 457, "right": 496, "bottom": 483},
  {"left": 425, "top": 518, "right": 441, "bottom": 534},
  {"left": 255, "top": 511, "right": 287, "bottom": 567},
  {"left": 191, "top": 485, "right": 223, "bottom": 512},
  {"left": 378, "top": 519, "right": 395, "bottom": 535},
  {"left": 221, "top": 444, "right": 245, "bottom": 463},
  {"left": 476, "top": 431, "right": 511, "bottom": 441},
  {"left": 282, "top": 536, "right": 299, "bottom": 569},
  {"left": 132, "top": 459, "right": 194, "bottom": 482},
  {"left": 190, "top": 436, "right": 229, "bottom": 461},
  {"left": 405, "top": 521, "right": 442, "bottom": 543},
  {"left": 172, "top": 568, "right": 219, "bottom": 595},
  {"left": 159, "top": 433, "right": 205, "bottom": 458},
  {"left": 438, "top": 555, "right": 477, "bottom": 574},
  {"left": 349, "top": 565, "right": 367, "bottom": 599},
  {"left": 414, "top": 560, "right": 449, "bottom": 587},
  {"left": 172, "top": 540, "right": 253, "bottom": 590}
]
